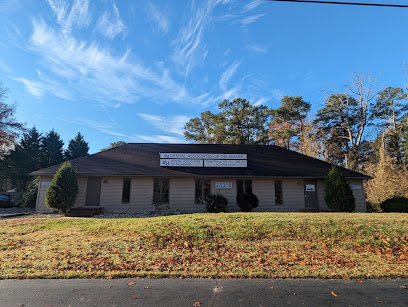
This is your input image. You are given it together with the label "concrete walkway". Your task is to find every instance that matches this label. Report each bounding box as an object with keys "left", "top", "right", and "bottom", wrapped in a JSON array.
[
  {"left": 0, "top": 207, "right": 34, "bottom": 219},
  {"left": 1, "top": 278, "right": 407, "bottom": 306}
]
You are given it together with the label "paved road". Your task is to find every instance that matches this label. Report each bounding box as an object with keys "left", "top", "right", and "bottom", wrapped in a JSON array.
[{"left": 1, "top": 278, "right": 407, "bottom": 306}]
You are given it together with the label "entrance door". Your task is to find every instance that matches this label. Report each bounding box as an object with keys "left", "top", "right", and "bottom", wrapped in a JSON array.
[
  {"left": 86, "top": 177, "right": 101, "bottom": 207},
  {"left": 304, "top": 180, "right": 318, "bottom": 209}
]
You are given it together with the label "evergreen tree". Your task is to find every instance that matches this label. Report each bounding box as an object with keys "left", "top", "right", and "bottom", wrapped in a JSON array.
[
  {"left": 6, "top": 127, "right": 42, "bottom": 191},
  {"left": 100, "top": 141, "right": 126, "bottom": 151},
  {"left": 45, "top": 161, "right": 78, "bottom": 213},
  {"left": 65, "top": 132, "right": 89, "bottom": 160},
  {"left": 41, "top": 129, "right": 64, "bottom": 168},
  {"left": 325, "top": 166, "right": 355, "bottom": 212}
]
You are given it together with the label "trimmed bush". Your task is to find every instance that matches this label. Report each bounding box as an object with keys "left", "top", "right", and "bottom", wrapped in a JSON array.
[
  {"left": 237, "top": 193, "right": 259, "bottom": 212},
  {"left": 366, "top": 201, "right": 382, "bottom": 213},
  {"left": 325, "top": 166, "right": 355, "bottom": 212},
  {"left": 380, "top": 196, "right": 408, "bottom": 213},
  {"left": 18, "top": 177, "right": 39, "bottom": 208},
  {"left": 205, "top": 194, "right": 228, "bottom": 213},
  {"left": 45, "top": 162, "right": 79, "bottom": 213}
]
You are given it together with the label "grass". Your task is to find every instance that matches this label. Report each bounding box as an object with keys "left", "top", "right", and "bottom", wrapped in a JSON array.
[{"left": 1, "top": 213, "right": 407, "bottom": 279}]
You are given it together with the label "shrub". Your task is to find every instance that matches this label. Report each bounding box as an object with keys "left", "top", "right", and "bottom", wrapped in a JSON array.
[
  {"left": 18, "top": 177, "right": 39, "bottom": 208},
  {"left": 237, "top": 193, "right": 259, "bottom": 212},
  {"left": 380, "top": 196, "right": 408, "bottom": 213},
  {"left": 325, "top": 166, "right": 355, "bottom": 212},
  {"left": 205, "top": 194, "right": 228, "bottom": 213},
  {"left": 45, "top": 162, "right": 79, "bottom": 213},
  {"left": 366, "top": 201, "right": 382, "bottom": 213}
]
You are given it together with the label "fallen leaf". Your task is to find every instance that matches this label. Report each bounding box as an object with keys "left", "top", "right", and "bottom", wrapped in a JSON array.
[
  {"left": 106, "top": 276, "right": 113, "bottom": 280},
  {"left": 127, "top": 281, "right": 137, "bottom": 286},
  {"left": 193, "top": 302, "right": 201, "bottom": 306},
  {"left": 399, "top": 285, "right": 407, "bottom": 289},
  {"left": 357, "top": 280, "right": 364, "bottom": 283},
  {"left": 131, "top": 296, "right": 137, "bottom": 299},
  {"left": 331, "top": 291, "right": 338, "bottom": 297},
  {"left": 269, "top": 286, "right": 275, "bottom": 289}
]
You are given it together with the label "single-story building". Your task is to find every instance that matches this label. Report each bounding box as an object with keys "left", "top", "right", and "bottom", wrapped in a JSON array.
[{"left": 32, "top": 143, "right": 370, "bottom": 213}]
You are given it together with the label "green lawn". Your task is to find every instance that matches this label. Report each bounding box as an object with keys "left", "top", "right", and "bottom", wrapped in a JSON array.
[{"left": 1, "top": 213, "right": 407, "bottom": 279}]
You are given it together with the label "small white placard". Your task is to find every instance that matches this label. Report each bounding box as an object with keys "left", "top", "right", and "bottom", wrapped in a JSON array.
[
  {"left": 350, "top": 185, "right": 362, "bottom": 190},
  {"left": 215, "top": 182, "right": 232, "bottom": 189},
  {"left": 41, "top": 182, "right": 51, "bottom": 187},
  {"left": 305, "top": 184, "right": 315, "bottom": 192},
  {"left": 160, "top": 153, "right": 247, "bottom": 160},
  {"left": 204, "top": 159, "right": 247, "bottom": 168},
  {"left": 160, "top": 159, "right": 203, "bottom": 167}
]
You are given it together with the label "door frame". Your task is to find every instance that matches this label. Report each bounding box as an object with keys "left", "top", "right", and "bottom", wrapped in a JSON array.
[
  {"left": 304, "top": 180, "right": 318, "bottom": 209},
  {"left": 85, "top": 177, "right": 102, "bottom": 207}
]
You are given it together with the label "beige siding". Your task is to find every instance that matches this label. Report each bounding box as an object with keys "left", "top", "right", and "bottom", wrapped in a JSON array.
[
  {"left": 316, "top": 180, "right": 329, "bottom": 210},
  {"left": 348, "top": 180, "right": 366, "bottom": 212},
  {"left": 73, "top": 177, "right": 87, "bottom": 208},
  {"left": 212, "top": 178, "right": 239, "bottom": 211},
  {"left": 100, "top": 177, "right": 153, "bottom": 213},
  {"left": 276, "top": 179, "right": 305, "bottom": 212},
  {"left": 169, "top": 178, "right": 201, "bottom": 213},
  {"left": 35, "top": 176, "right": 54, "bottom": 213},
  {"left": 253, "top": 179, "right": 274, "bottom": 212}
]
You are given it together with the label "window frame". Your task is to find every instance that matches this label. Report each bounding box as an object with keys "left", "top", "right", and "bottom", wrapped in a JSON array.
[
  {"left": 275, "top": 180, "right": 283, "bottom": 205},
  {"left": 122, "top": 178, "right": 131, "bottom": 203},
  {"left": 153, "top": 178, "right": 170, "bottom": 204},
  {"left": 195, "top": 179, "right": 211, "bottom": 203},
  {"left": 237, "top": 179, "right": 252, "bottom": 197}
]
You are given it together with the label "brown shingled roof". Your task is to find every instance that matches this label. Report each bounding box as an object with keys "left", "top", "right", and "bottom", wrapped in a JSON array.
[{"left": 30, "top": 143, "right": 371, "bottom": 179}]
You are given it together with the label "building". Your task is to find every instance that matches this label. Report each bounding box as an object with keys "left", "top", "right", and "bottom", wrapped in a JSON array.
[{"left": 32, "top": 143, "right": 370, "bottom": 213}]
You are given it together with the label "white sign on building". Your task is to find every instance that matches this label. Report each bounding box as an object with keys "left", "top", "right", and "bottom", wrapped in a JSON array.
[
  {"left": 160, "top": 153, "right": 247, "bottom": 160},
  {"left": 215, "top": 182, "right": 233, "bottom": 188},
  {"left": 305, "top": 184, "right": 315, "bottom": 192},
  {"left": 204, "top": 159, "right": 247, "bottom": 168},
  {"left": 160, "top": 159, "right": 203, "bottom": 167}
]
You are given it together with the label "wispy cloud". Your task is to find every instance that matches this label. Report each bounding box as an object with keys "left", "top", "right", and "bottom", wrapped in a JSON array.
[
  {"left": 12, "top": 76, "right": 72, "bottom": 100},
  {"left": 246, "top": 44, "right": 267, "bottom": 53},
  {"left": 241, "top": 14, "right": 264, "bottom": 26},
  {"left": 134, "top": 134, "right": 185, "bottom": 143},
  {"left": 219, "top": 61, "right": 240, "bottom": 91},
  {"left": 271, "top": 89, "right": 284, "bottom": 101},
  {"left": 138, "top": 113, "right": 190, "bottom": 136},
  {"left": 242, "top": 0, "right": 263, "bottom": 13},
  {"left": 96, "top": 0, "right": 127, "bottom": 39},
  {"left": 145, "top": 1, "right": 169, "bottom": 34},
  {"left": 252, "top": 97, "right": 269, "bottom": 106}
]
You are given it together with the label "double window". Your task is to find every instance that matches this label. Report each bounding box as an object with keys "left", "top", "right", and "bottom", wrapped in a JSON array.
[
  {"left": 153, "top": 179, "right": 169, "bottom": 204},
  {"left": 237, "top": 179, "right": 252, "bottom": 197},
  {"left": 275, "top": 180, "right": 283, "bottom": 205},
  {"left": 195, "top": 179, "right": 211, "bottom": 203}
]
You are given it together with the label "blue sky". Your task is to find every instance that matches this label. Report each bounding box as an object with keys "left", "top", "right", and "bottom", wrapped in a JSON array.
[{"left": 1, "top": 0, "right": 408, "bottom": 153}]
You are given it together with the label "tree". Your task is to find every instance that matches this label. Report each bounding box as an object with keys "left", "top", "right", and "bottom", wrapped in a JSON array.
[
  {"left": 269, "top": 96, "right": 311, "bottom": 150},
  {"left": 6, "top": 127, "right": 42, "bottom": 192},
  {"left": 18, "top": 177, "right": 39, "bottom": 208},
  {"left": 184, "top": 98, "right": 270, "bottom": 144},
  {"left": 41, "top": 129, "right": 64, "bottom": 168},
  {"left": 45, "top": 161, "right": 79, "bottom": 213},
  {"left": 315, "top": 73, "right": 379, "bottom": 170},
  {"left": 100, "top": 141, "right": 126, "bottom": 152},
  {"left": 325, "top": 166, "right": 355, "bottom": 212},
  {"left": 65, "top": 132, "right": 89, "bottom": 160},
  {"left": 0, "top": 82, "right": 24, "bottom": 157}
]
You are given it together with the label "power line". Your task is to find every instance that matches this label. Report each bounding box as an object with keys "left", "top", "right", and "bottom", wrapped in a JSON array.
[{"left": 266, "top": 0, "right": 408, "bottom": 8}]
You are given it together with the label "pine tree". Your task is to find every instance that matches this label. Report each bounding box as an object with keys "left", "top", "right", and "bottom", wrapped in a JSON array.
[
  {"left": 41, "top": 129, "right": 64, "bottom": 168},
  {"left": 45, "top": 162, "right": 78, "bottom": 213},
  {"left": 65, "top": 132, "right": 89, "bottom": 160},
  {"left": 325, "top": 166, "right": 355, "bottom": 212}
]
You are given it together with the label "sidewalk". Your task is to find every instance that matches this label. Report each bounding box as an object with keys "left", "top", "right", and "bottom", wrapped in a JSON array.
[
  {"left": 0, "top": 207, "right": 34, "bottom": 219},
  {"left": 1, "top": 278, "right": 407, "bottom": 306}
]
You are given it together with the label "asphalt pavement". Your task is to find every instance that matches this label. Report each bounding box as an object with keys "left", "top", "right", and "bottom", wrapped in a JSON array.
[{"left": 1, "top": 278, "right": 407, "bottom": 307}]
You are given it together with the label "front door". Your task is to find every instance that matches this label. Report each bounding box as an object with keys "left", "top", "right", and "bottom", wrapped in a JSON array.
[
  {"left": 86, "top": 177, "right": 101, "bottom": 207},
  {"left": 304, "top": 180, "right": 318, "bottom": 209}
]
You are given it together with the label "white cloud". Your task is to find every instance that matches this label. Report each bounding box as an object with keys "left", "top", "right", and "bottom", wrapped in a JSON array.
[
  {"left": 134, "top": 135, "right": 185, "bottom": 143},
  {"left": 242, "top": 0, "right": 263, "bottom": 13},
  {"left": 138, "top": 113, "right": 190, "bottom": 136},
  {"left": 271, "top": 89, "right": 284, "bottom": 101},
  {"left": 241, "top": 14, "right": 264, "bottom": 26},
  {"left": 252, "top": 97, "right": 269, "bottom": 106},
  {"left": 219, "top": 61, "right": 240, "bottom": 91},
  {"left": 96, "top": 1, "right": 127, "bottom": 39},
  {"left": 145, "top": 1, "right": 169, "bottom": 34},
  {"left": 246, "top": 44, "right": 267, "bottom": 53}
]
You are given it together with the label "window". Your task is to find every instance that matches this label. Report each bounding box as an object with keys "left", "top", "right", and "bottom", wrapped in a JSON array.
[
  {"left": 237, "top": 179, "right": 252, "bottom": 197},
  {"left": 275, "top": 180, "right": 283, "bottom": 205},
  {"left": 153, "top": 179, "right": 169, "bottom": 204},
  {"left": 195, "top": 179, "right": 211, "bottom": 203},
  {"left": 122, "top": 178, "right": 131, "bottom": 203}
]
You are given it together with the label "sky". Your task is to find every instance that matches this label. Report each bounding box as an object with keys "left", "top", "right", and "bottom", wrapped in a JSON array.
[{"left": 1, "top": 0, "right": 408, "bottom": 153}]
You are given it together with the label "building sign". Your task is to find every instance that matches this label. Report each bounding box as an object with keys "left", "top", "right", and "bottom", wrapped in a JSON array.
[
  {"left": 204, "top": 159, "right": 247, "bottom": 168},
  {"left": 215, "top": 182, "right": 232, "bottom": 189},
  {"left": 350, "top": 185, "right": 362, "bottom": 190},
  {"left": 41, "top": 182, "right": 51, "bottom": 187},
  {"left": 160, "top": 159, "right": 203, "bottom": 167},
  {"left": 160, "top": 153, "right": 247, "bottom": 160},
  {"left": 305, "top": 184, "right": 315, "bottom": 192}
]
